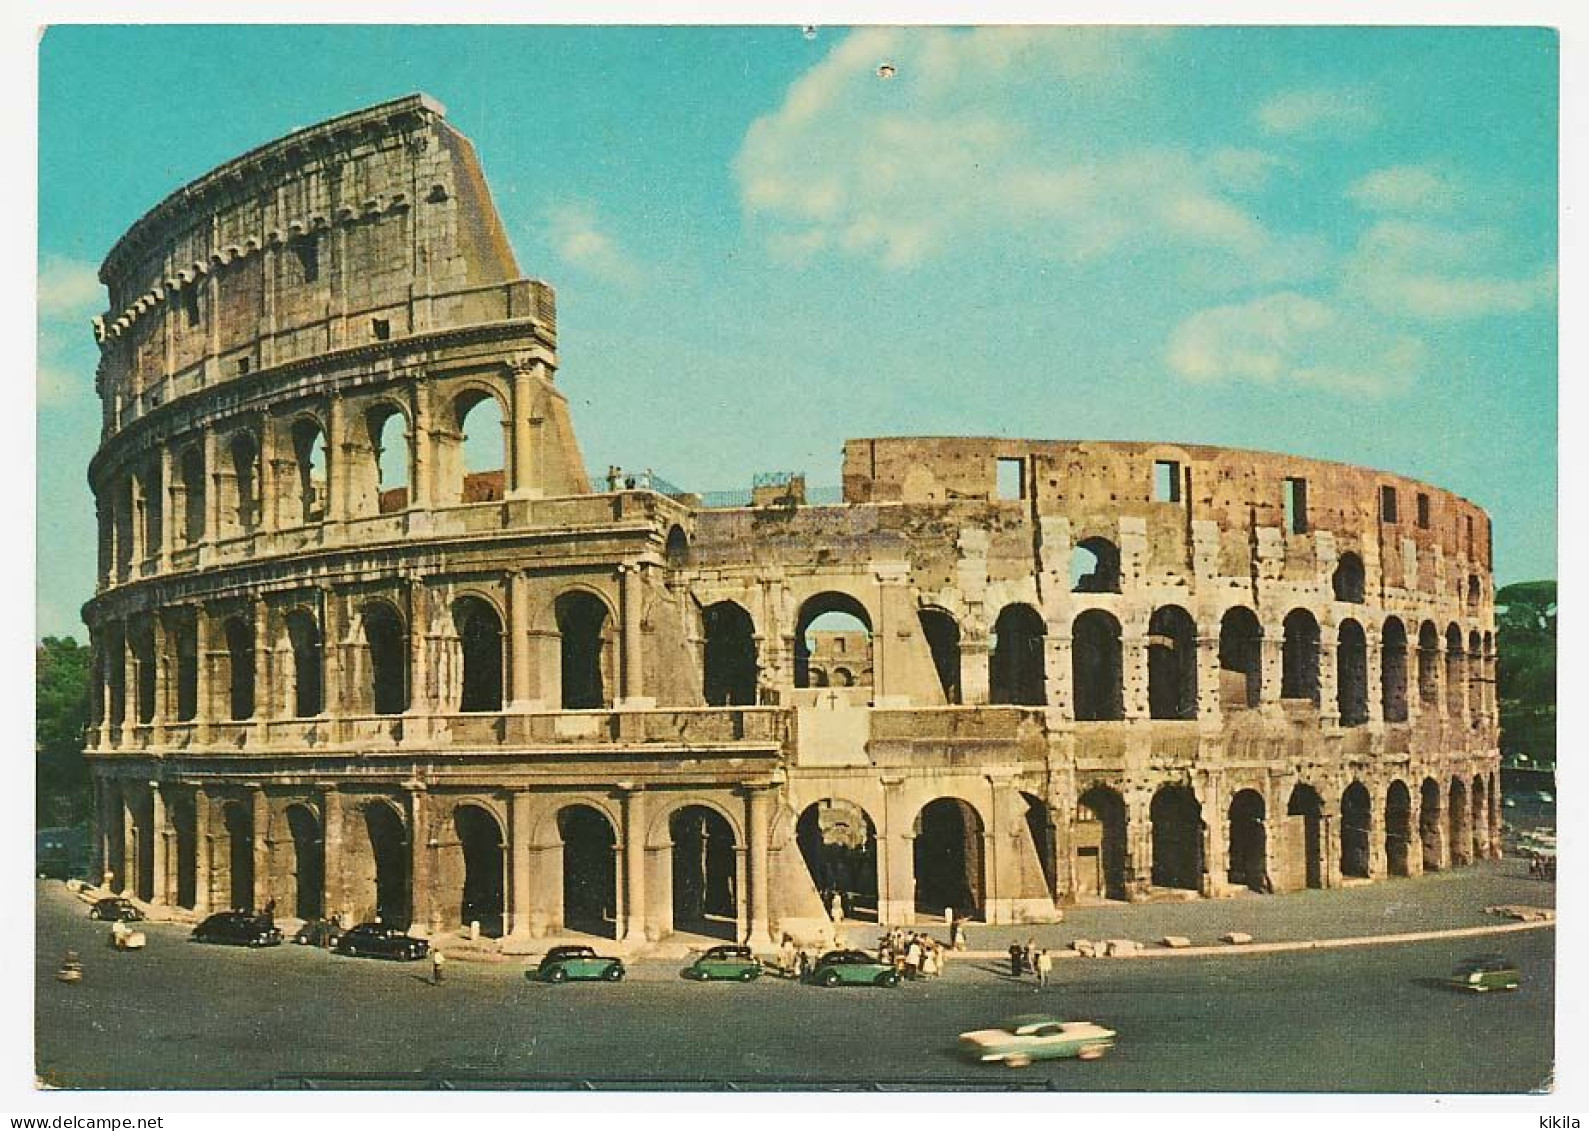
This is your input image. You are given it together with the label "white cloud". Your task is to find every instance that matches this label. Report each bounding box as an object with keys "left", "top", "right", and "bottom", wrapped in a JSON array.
[
  {"left": 1346, "top": 165, "right": 1459, "bottom": 214},
  {"left": 546, "top": 203, "right": 640, "bottom": 285},
  {"left": 1166, "top": 291, "right": 1425, "bottom": 396},
  {"left": 735, "top": 27, "right": 1320, "bottom": 279},
  {"left": 1257, "top": 87, "right": 1376, "bottom": 136},
  {"left": 38, "top": 257, "right": 102, "bottom": 318},
  {"left": 1343, "top": 219, "right": 1555, "bottom": 319}
]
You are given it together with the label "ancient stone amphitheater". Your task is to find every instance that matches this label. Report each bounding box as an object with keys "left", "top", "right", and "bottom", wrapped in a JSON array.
[{"left": 82, "top": 94, "right": 1501, "bottom": 949}]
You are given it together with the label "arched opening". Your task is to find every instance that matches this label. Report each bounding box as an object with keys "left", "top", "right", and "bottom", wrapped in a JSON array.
[
  {"left": 361, "top": 602, "right": 408, "bottom": 716},
  {"left": 1073, "top": 609, "right": 1123, "bottom": 720},
  {"left": 809, "top": 668, "right": 829, "bottom": 688},
  {"left": 1071, "top": 537, "right": 1122, "bottom": 593},
  {"left": 913, "top": 798, "right": 985, "bottom": 920},
  {"left": 286, "top": 610, "right": 323, "bottom": 718},
  {"left": 665, "top": 525, "right": 690, "bottom": 568},
  {"left": 1337, "top": 619, "right": 1369, "bottom": 726},
  {"left": 224, "top": 617, "right": 255, "bottom": 720},
  {"left": 174, "top": 618, "right": 199, "bottom": 722},
  {"left": 918, "top": 608, "right": 962, "bottom": 704},
  {"left": 832, "top": 667, "right": 855, "bottom": 686},
  {"left": 1340, "top": 782, "right": 1371, "bottom": 879},
  {"left": 289, "top": 418, "right": 328, "bottom": 526},
  {"left": 1468, "top": 630, "right": 1484, "bottom": 719},
  {"left": 227, "top": 432, "right": 258, "bottom": 535},
  {"left": 457, "top": 391, "right": 506, "bottom": 503},
  {"left": 365, "top": 802, "right": 409, "bottom": 927},
  {"left": 1445, "top": 624, "right": 1466, "bottom": 717},
  {"left": 1218, "top": 607, "right": 1263, "bottom": 710},
  {"left": 138, "top": 464, "right": 163, "bottom": 559},
  {"left": 1150, "top": 785, "right": 1203, "bottom": 891},
  {"left": 1448, "top": 778, "right": 1471, "bottom": 866},
  {"left": 1470, "top": 775, "right": 1487, "bottom": 862},
  {"left": 702, "top": 601, "right": 757, "bottom": 707},
  {"left": 556, "top": 591, "right": 613, "bottom": 709},
  {"left": 1332, "top": 552, "right": 1365, "bottom": 603},
  {"left": 1285, "top": 784, "right": 1325, "bottom": 890},
  {"left": 1281, "top": 609, "right": 1320, "bottom": 704},
  {"left": 1385, "top": 781, "right": 1412, "bottom": 878},
  {"left": 797, "top": 799, "right": 878, "bottom": 922},
  {"left": 1466, "top": 574, "right": 1482, "bottom": 608},
  {"left": 670, "top": 806, "right": 738, "bottom": 940},
  {"left": 285, "top": 804, "right": 324, "bottom": 920},
  {"left": 1022, "top": 792, "right": 1059, "bottom": 904},
  {"left": 1419, "top": 778, "right": 1444, "bottom": 872},
  {"left": 371, "top": 406, "right": 411, "bottom": 514},
  {"left": 1148, "top": 605, "right": 1197, "bottom": 719},
  {"left": 453, "top": 597, "right": 504, "bottom": 713},
  {"left": 557, "top": 805, "right": 617, "bottom": 938},
  {"left": 454, "top": 805, "right": 505, "bottom": 938},
  {"left": 794, "top": 593, "right": 872, "bottom": 690},
  {"left": 1074, "top": 785, "right": 1128, "bottom": 900},
  {"left": 990, "top": 603, "right": 1047, "bottom": 706},
  {"left": 1381, "top": 617, "right": 1409, "bottom": 723},
  {"left": 170, "top": 795, "right": 197, "bottom": 910},
  {"left": 1417, "top": 621, "right": 1440, "bottom": 706},
  {"left": 1227, "top": 790, "right": 1268, "bottom": 892},
  {"left": 179, "top": 446, "right": 206, "bottom": 545},
  {"left": 129, "top": 622, "right": 156, "bottom": 724},
  {"left": 222, "top": 801, "right": 254, "bottom": 911}
]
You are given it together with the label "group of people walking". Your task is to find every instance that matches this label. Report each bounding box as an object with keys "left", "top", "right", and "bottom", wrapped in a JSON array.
[{"left": 1008, "top": 938, "right": 1054, "bottom": 986}]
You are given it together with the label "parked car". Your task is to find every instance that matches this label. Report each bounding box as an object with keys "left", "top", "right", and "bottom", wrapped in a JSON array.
[
  {"left": 293, "top": 918, "right": 343, "bottom": 947},
  {"left": 192, "top": 910, "right": 283, "bottom": 948},
  {"left": 958, "top": 1015, "right": 1117, "bottom": 1066},
  {"left": 1447, "top": 955, "right": 1520, "bottom": 993},
  {"left": 534, "top": 944, "right": 625, "bottom": 983},
  {"left": 88, "top": 897, "right": 144, "bottom": 922},
  {"left": 332, "top": 922, "right": 429, "bottom": 961},
  {"left": 808, "top": 949, "right": 901, "bottom": 988},
  {"left": 683, "top": 944, "right": 762, "bottom": 982}
]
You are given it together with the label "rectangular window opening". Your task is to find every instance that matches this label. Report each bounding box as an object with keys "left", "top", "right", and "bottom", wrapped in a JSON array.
[
  {"left": 372, "top": 318, "right": 391, "bottom": 341},
  {"left": 181, "top": 287, "right": 200, "bottom": 329},
  {"left": 996, "top": 458, "right": 1025, "bottom": 501},
  {"left": 293, "top": 235, "right": 320, "bottom": 283},
  {"left": 1466, "top": 515, "right": 1475, "bottom": 556},
  {"left": 1416, "top": 492, "right": 1430, "bottom": 529},
  {"left": 236, "top": 357, "right": 251, "bottom": 376},
  {"left": 1284, "top": 477, "right": 1309, "bottom": 534},
  {"left": 1380, "top": 485, "right": 1399, "bottom": 523},
  {"left": 1153, "top": 460, "right": 1181, "bottom": 503}
]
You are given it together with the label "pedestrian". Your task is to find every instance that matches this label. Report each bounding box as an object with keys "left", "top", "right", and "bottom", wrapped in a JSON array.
[
  {"left": 1024, "top": 936, "right": 1037, "bottom": 975},
  {"left": 797, "top": 948, "right": 812, "bottom": 980},
  {"left": 431, "top": 947, "right": 445, "bottom": 985},
  {"left": 779, "top": 934, "right": 796, "bottom": 976},
  {"left": 1008, "top": 942, "right": 1024, "bottom": 978},
  {"left": 949, "top": 915, "right": 963, "bottom": 951},
  {"left": 921, "top": 942, "right": 939, "bottom": 979},
  {"left": 1036, "top": 948, "right": 1053, "bottom": 989},
  {"left": 905, "top": 936, "right": 922, "bottom": 979},
  {"left": 263, "top": 898, "right": 277, "bottom": 925}
]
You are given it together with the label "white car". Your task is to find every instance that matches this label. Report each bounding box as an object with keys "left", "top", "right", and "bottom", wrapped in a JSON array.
[{"left": 958, "top": 1015, "right": 1117, "bottom": 1067}]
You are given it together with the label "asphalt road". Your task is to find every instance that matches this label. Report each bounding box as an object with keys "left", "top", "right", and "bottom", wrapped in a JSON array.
[{"left": 35, "top": 882, "right": 1553, "bottom": 1093}]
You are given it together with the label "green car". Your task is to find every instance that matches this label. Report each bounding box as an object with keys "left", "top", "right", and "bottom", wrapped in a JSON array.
[
  {"left": 1447, "top": 954, "right": 1520, "bottom": 993},
  {"left": 808, "top": 948, "right": 901, "bottom": 988},
  {"left": 959, "top": 1015, "right": 1117, "bottom": 1067},
  {"left": 684, "top": 944, "right": 763, "bottom": 982},
  {"left": 534, "top": 944, "right": 625, "bottom": 983}
]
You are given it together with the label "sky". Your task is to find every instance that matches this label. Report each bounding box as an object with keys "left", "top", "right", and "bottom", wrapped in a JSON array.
[{"left": 35, "top": 24, "right": 1558, "bottom": 641}]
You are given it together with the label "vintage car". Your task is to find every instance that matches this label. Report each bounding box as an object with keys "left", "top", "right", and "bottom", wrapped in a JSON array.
[
  {"left": 534, "top": 944, "right": 625, "bottom": 983},
  {"left": 88, "top": 896, "right": 144, "bottom": 922},
  {"left": 683, "top": 944, "right": 763, "bottom": 982},
  {"left": 1447, "top": 955, "right": 1521, "bottom": 993},
  {"left": 332, "top": 922, "right": 430, "bottom": 961},
  {"left": 293, "top": 918, "right": 343, "bottom": 947},
  {"left": 808, "top": 949, "right": 901, "bottom": 988},
  {"left": 192, "top": 910, "right": 284, "bottom": 948},
  {"left": 958, "top": 1015, "right": 1117, "bottom": 1066}
]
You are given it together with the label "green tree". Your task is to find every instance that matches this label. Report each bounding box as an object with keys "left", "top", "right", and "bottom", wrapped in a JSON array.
[
  {"left": 36, "top": 635, "right": 91, "bottom": 827},
  {"left": 1495, "top": 580, "right": 1555, "bottom": 766}
]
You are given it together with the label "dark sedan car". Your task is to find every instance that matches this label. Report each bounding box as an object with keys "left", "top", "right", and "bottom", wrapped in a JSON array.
[
  {"left": 333, "top": 922, "right": 430, "bottom": 961},
  {"left": 535, "top": 944, "right": 625, "bottom": 983},
  {"left": 192, "top": 910, "right": 283, "bottom": 948},
  {"left": 88, "top": 897, "right": 144, "bottom": 922}
]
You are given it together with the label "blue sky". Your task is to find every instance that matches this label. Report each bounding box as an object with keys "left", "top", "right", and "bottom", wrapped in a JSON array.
[{"left": 36, "top": 25, "right": 1557, "bottom": 640}]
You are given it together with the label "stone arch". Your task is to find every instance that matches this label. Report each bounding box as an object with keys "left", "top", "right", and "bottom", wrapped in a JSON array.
[
  {"left": 1285, "top": 783, "right": 1325, "bottom": 890},
  {"left": 1332, "top": 552, "right": 1366, "bottom": 603},
  {"left": 363, "top": 799, "right": 410, "bottom": 927},
  {"left": 1466, "top": 574, "right": 1482, "bottom": 608},
  {"left": 453, "top": 803, "right": 506, "bottom": 938},
  {"left": 167, "top": 793, "right": 197, "bottom": 910},
  {"left": 1073, "top": 609, "right": 1123, "bottom": 720},
  {"left": 224, "top": 430, "right": 259, "bottom": 536},
  {"left": 669, "top": 804, "right": 739, "bottom": 940},
  {"left": 1150, "top": 784, "right": 1203, "bottom": 891},
  {"left": 1381, "top": 617, "right": 1409, "bottom": 723},
  {"left": 1337, "top": 619, "right": 1369, "bottom": 726},
  {"left": 284, "top": 609, "right": 323, "bottom": 718},
  {"left": 665, "top": 525, "right": 691, "bottom": 568},
  {"left": 173, "top": 615, "right": 199, "bottom": 722},
  {"left": 1074, "top": 784, "right": 1128, "bottom": 900},
  {"left": 1227, "top": 789, "right": 1268, "bottom": 892},
  {"left": 221, "top": 799, "right": 254, "bottom": 910},
  {"left": 453, "top": 595, "right": 504, "bottom": 712},
  {"left": 555, "top": 589, "right": 616, "bottom": 709},
  {"left": 702, "top": 600, "right": 757, "bottom": 707},
  {"left": 1385, "top": 780, "right": 1412, "bottom": 878},
  {"left": 918, "top": 606, "right": 962, "bottom": 704},
  {"left": 367, "top": 401, "right": 412, "bottom": 514},
  {"left": 284, "top": 803, "right": 324, "bottom": 920},
  {"left": 1218, "top": 607, "right": 1263, "bottom": 710},
  {"left": 1445, "top": 624, "right": 1466, "bottom": 717},
  {"left": 359, "top": 599, "right": 408, "bottom": 716},
  {"left": 990, "top": 603, "right": 1046, "bottom": 706},
  {"left": 288, "top": 415, "right": 329, "bottom": 526},
  {"left": 1448, "top": 777, "right": 1471, "bottom": 866},
  {"left": 794, "top": 591, "right": 873, "bottom": 690},
  {"left": 1281, "top": 609, "right": 1321, "bottom": 703},
  {"left": 913, "top": 797, "right": 986, "bottom": 920},
  {"left": 1071, "top": 536, "right": 1122, "bottom": 593},
  {"left": 557, "top": 803, "right": 618, "bottom": 938},
  {"left": 1417, "top": 621, "right": 1440, "bottom": 705},
  {"left": 454, "top": 386, "right": 507, "bottom": 503},
  {"left": 1148, "top": 605, "right": 1197, "bottom": 720},
  {"left": 178, "top": 444, "right": 206, "bottom": 545},
  {"left": 797, "top": 798, "right": 879, "bottom": 922},
  {"left": 1419, "top": 777, "right": 1444, "bottom": 872},
  {"left": 223, "top": 616, "right": 255, "bottom": 720},
  {"left": 1340, "top": 781, "right": 1372, "bottom": 879}
]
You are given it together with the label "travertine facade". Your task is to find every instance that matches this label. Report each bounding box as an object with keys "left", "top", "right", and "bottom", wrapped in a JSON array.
[{"left": 83, "top": 95, "right": 1502, "bottom": 949}]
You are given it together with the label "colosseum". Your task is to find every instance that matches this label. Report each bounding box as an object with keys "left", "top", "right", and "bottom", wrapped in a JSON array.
[{"left": 81, "top": 94, "right": 1502, "bottom": 950}]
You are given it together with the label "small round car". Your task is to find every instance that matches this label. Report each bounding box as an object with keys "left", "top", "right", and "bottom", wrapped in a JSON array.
[
  {"left": 808, "top": 949, "right": 901, "bottom": 988},
  {"left": 683, "top": 944, "right": 762, "bottom": 982},
  {"left": 88, "top": 896, "right": 144, "bottom": 922},
  {"left": 192, "top": 910, "right": 284, "bottom": 948},
  {"left": 1447, "top": 954, "right": 1521, "bottom": 992},
  {"left": 333, "top": 922, "right": 429, "bottom": 961},
  {"left": 534, "top": 944, "right": 625, "bottom": 983},
  {"left": 959, "top": 1015, "right": 1117, "bottom": 1066}
]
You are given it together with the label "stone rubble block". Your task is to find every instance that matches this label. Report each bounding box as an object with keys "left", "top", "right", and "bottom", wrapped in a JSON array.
[{"left": 1222, "top": 932, "right": 1254, "bottom": 945}]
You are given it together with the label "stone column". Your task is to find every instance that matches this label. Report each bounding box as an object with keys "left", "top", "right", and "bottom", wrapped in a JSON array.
[
  {"left": 744, "top": 787, "right": 773, "bottom": 947},
  {"left": 1200, "top": 773, "right": 1224, "bottom": 895},
  {"left": 326, "top": 394, "right": 348, "bottom": 525},
  {"left": 617, "top": 565, "right": 651, "bottom": 708},
  {"left": 251, "top": 786, "right": 271, "bottom": 913},
  {"left": 509, "top": 791, "right": 534, "bottom": 936},
  {"left": 404, "top": 580, "right": 433, "bottom": 741},
  {"left": 958, "top": 627, "right": 991, "bottom": 707},
  {"left": 257, "top": 421, "right": 280, "bottom": 534},
  {"left": 195, "top": 609, "right": 215, "bottom": 744},
  {"left": 407, "top": 785, "right": 435, "bottom": 933},
  {"left": 508, "top": 571, "right": 534, "bottom": 709},
  {"left": 620, "top": 787, "right": 649, "bottom": 944},
  {"left": 1122, "top": 624, "right": 1150, "bottom": 720},
  {"left": 202, "top": 426, "right": 220, "bottom": 547},
  {"left": 321, "top": 589, "right": 344, "bottom": 721},
  {"left": 1045, "top": 631, "right": 1072, "bottom": 716},
  {"left": 1317, "top": 628, "right": 1339, "bottom": 727},
  {"left": 1365, "top": 626, "right": 1385, "bottom": 727},
  {"left": 509, "top": 360, "right": 537, "bottom": 499},
  {"left": 193, "top": 786, "right": 212, "bottom": 915},
  {"left": 149, "top": 616, "right": 168, "bottom": 746},
  {"left": 251, "top": 598, "right": 272, "bottom": 741},
  {"left": 411, "top": 379, "right": 435, "bottom": 511},
  {"left": 120, "top": 784, "right": 136, "bottom": 896},
  {"left": 1366, "top": 791, "right": 1386, "bottom": 878},
  {"left": 149, "top": 783, "right": 168, "bottom": 906},
  {"left": 320, "top": 785, "right": 344, "bottom": 921},
  {"left": 1195, "top": 632, "right": 1221, "bottom": 723},
  {"left": 157, "top": 445, "right": 174, "bottom": 569},
  {"left": 1259, "top": 622, "right": 1284, "bottom": 707},
  {"left": 1321, "top": 810, "right": 1342, "bottom": 889}
]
